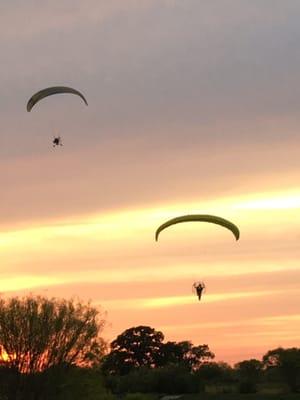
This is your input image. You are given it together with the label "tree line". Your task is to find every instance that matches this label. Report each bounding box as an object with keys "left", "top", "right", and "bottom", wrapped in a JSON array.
[
  {"left": 0, "top": 295, "right": 298, "bottom": 399},
  {"left": 101, "top": 325, "right": 300, "bottom": 395}
]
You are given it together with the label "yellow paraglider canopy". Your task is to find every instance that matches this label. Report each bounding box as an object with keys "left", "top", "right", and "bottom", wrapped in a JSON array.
[{"left": 155, "top": 214, "right": 240, "bottom": 241}]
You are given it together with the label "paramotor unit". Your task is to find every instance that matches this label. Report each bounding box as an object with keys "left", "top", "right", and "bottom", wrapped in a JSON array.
[
  {"left": 192, "top": 281, "right": 206, "bottom": 301},
  {"left": 52, "top": 136, "right": 63, "bottom": 147}
]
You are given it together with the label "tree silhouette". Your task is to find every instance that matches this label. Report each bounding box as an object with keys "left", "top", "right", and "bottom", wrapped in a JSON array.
[
  {"left": 102, "top": 326, "right": 214, "bottom": 376},
  {"left": 263, "top": 347, "right": 300, "bottom": 392},
  {"left": 159, "top": 341, "right": 214, "bottom": 371},
  {"left": 0, "top": 295, "right": 106, "bottom": 374},
  {"left": 235, "top": 358, "right": 262, "bottom": 382},
  {"left": 102, "top": 326, "right": 164, "bottom": 375}
]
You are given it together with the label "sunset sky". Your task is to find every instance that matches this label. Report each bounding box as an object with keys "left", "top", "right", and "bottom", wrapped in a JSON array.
[{"left": 0, "top": 0, "right": 300, "bottom": 364}]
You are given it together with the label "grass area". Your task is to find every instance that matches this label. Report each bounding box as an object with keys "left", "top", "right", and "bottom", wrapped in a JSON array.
[
  {"left": 120, "top": 392, "right": 300, "bottom": 400},
  {"left": 180, "top": 394, "right": 300, "bottom": 400}
]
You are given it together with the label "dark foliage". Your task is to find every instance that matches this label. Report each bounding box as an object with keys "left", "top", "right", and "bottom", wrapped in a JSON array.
[
  {"left": 102, "top": 326, "right": 164, "bottom": 375},
  {"left": 263, "top": 347, "right": 300, "bottom": 392},
  {"left": 102, "top": 326, "right": 214, "bottom": 376}
]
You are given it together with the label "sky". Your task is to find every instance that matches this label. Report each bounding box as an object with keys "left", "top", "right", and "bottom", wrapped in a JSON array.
[{"left": 0, "top": 0, "right": 300, "bottom": 364}]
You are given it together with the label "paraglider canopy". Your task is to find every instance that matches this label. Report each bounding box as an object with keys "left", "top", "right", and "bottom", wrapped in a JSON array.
[
  {"left": 155, "top": 214, "right": 240, "bottom": 241},
  {"left": 27, "top": 86, "right": 88, "bottom": 112}
]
